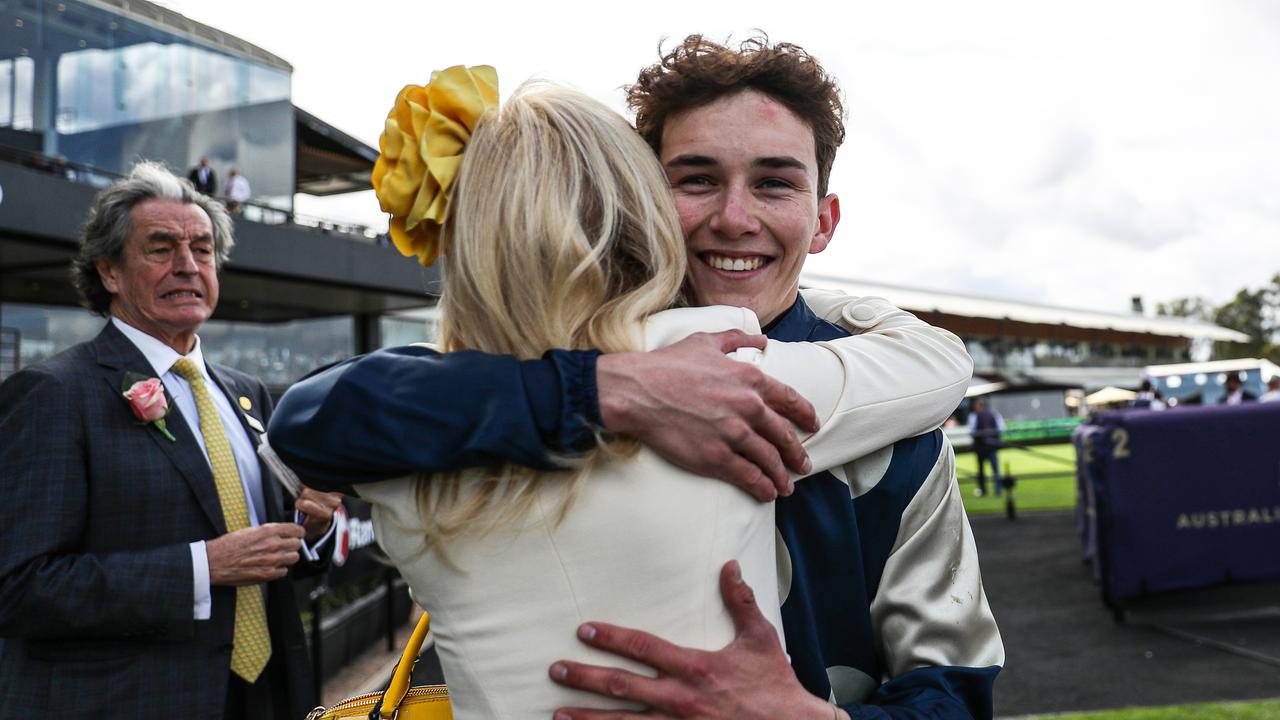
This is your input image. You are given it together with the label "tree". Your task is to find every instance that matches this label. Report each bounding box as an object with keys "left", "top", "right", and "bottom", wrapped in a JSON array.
[
  {"left": 1213, "top": 288, "right": 1267, "bottom": 358},
  {"left": 1154, "top": 296, "right": 1213, "bottom": 322},
  {"left": 1158, "top": 275, "right": 1280, "bottom": 362}
]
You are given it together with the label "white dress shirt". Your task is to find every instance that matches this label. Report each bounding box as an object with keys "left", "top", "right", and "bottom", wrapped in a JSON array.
[{"left": 111, "top": 317, "right": 329, "bottom": 619}]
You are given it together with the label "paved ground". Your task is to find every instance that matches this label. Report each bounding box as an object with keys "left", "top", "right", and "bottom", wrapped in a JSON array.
[
  {"left": 317, "top": 607, "right": 443, "bottom": 708},
  {"left": 320, "top": 510, "right": 1280, "bottom": 717},
  {"left": 971, "top": 510, "right": 1280, "bottom": 717}
]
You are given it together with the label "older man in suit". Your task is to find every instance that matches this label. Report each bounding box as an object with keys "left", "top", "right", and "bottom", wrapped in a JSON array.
[{"left": 0, "top": 162, "right": 341, "bottom": 720}]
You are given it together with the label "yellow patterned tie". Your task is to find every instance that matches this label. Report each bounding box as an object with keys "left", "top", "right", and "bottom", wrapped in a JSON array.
[{"left": 171, "top": 358, "right": 271, "bottom": 683}]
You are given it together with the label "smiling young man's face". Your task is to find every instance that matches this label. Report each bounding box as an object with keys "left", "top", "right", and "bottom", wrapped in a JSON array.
[{"left": 660, "top": 89, "right": 840, "bottom": 326}]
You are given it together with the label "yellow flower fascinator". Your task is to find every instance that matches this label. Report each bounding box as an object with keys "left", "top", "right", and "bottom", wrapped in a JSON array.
[{"left": 372, "top": 65, "right": 499, "bottom": 266}]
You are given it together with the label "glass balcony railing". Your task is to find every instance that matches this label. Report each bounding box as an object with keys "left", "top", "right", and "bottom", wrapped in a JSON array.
[{"left": 1, "top": 147, "right": 386, "bottom": 243}]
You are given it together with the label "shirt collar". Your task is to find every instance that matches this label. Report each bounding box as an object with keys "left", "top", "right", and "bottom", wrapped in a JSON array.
[
  {"left": 762, "top": 295, "right": 833, "bottom": 342},
  {"left": 110, "top": 316, "right": 209, "bottom": 381}
]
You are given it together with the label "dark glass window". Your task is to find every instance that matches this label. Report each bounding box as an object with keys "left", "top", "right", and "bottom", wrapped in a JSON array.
[{"left": 1, "top": 303, "right": 357, "bottom": 391}]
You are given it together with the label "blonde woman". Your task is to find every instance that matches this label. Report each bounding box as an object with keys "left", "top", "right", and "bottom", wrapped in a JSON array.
[
  {"left": 357, "top": 77, "right": 793, "bottom": 717},
  {"left": 330, "top": 69, "right": 974, "bottom": 719}
]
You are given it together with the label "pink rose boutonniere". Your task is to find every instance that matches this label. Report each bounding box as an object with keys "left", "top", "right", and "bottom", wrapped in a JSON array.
[{"left": 122, "top": 376, "right": 176, "bottom": 442}]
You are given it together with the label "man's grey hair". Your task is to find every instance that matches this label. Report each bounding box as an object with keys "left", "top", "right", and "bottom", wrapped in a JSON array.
[{"left": 71, "top": 161, "right": 235, "bottom": 315}]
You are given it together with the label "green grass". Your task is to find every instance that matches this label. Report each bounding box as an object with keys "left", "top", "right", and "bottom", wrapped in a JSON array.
[
  {"left": 956, "top": 443, "right": 1078, "bottom": 515},
  {"left": 1012, "top": 698, "right": 1280, "bottom": 719}
]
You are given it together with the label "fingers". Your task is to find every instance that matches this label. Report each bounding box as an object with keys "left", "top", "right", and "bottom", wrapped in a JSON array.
[
  {"left": 742, "top": 400, "right": 810, "bottom": 483},
  {"left": 260, "top": 524, "right": 304, "bottom": 567},
  {"left": 262, "top": 551, "right": 299, "bottom": 579},
  {"left": 263, "top": 521, "right": 306, "bottom": 539},
  {"left": 718, "top": 561, "right": 776, "bottom": 649},
  {"left": 758, "top": 374, "right": 819, "bottom": 434},
  {"left": 552, "top": 708, "right": 654, "bottom": 720},
  {"left": 726, "top": 365, "right": 813, "bottom": 481},
  {"left": 298, "top": 488, "right": 344, "bottom": 509},
  {"left": 709, "top": 329, "right": 767, "bottom": 354},
  {"left": 570, "top": 623, "right": 701, "bottom": 679},
  {"left": 295, "top": 492, "right": 341, "bottom": 541},
  {"left": 596, "top": 329, "right": 816, "bottom": 498},
  {"left": 708, "top": 455, "right": 776, "bottom": 502},
  {"left": 247, "top": 525, "right": 303, "bottom": 571},
  {"left": 294, "top": 496, "right": 332, "bottom": 518},
  {"left": 723, "top": 430, "right": 791, "bottom": 497},
  {"left": 208, "top": 524, "right": 304, "bottom": 585},
  {"left": 549, "top": 661, "right": 685, "bottom": 716}
]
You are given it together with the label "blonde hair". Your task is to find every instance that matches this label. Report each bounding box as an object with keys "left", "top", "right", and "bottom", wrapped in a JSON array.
[{"left": 415, "top": 80, "right": 687, "bottom": 548}]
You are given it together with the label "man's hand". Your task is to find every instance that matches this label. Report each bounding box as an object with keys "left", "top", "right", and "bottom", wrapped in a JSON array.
[
  {"left": 548, "top": 561, "right": 844, "bottom": 720},
  {"left": 597, "top": 330, "right": 818, "bottom": 501},
  {"left": 206, "top": 522, "right": 305, "bottom": 586},
  {"left": 295, "top": 487, "right": 343, "bottom": 542}
]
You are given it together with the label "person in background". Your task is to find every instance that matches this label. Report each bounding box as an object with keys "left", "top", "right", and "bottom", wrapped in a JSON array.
[
  {"left": 1221, "top": 372, "right": 1257, "bottom": 405},
  {"left": 48, "top": 153, "right": 77, "bottom": 181},
  {"left": 968, "top": 395, "right": 1007, "bottom": 496},
  {"left": 224, "top": 168, "right": 251, "bottom": 214},
  {"left": 1131, "top": 379, "right": 1166, "bottom": 411},
  {"left": 189, "top": 155, "right": 217, "bottom": 195},
  {"left": 1259, "top": 376, "right": 1280, "bottom": 402},
  {"left": 0, "top": 162, "right": 341, "bottom": 720}
]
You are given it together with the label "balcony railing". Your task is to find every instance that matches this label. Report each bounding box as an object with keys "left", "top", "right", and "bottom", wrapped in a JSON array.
[
  {"left": 0, "top": 326, "right": 18, "bottom": 383},
  {"left": 1, "top": 146, "right": 387, "bottom": 243}
]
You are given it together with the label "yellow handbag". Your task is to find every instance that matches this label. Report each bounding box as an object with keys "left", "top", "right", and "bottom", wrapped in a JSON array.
[{"left": 306, "top": 611, "right": 452, "bottom": 719}]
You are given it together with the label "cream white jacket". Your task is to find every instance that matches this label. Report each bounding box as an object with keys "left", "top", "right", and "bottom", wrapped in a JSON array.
[{"left": 357, "top": 294, "right": 1000, "bottom": 718}]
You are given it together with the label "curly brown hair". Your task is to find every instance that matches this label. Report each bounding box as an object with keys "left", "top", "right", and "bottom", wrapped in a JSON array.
[{"left": 627, "top": 34, "right": 846, "bottom": 197}]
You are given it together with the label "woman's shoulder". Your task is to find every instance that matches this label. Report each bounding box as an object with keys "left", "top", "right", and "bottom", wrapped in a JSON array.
[
  {"left": 642, "top": 306, "right": 763, "bottom": 351},
  {"left": 351, "top": 475, "right": 419, "bottom": 505}
]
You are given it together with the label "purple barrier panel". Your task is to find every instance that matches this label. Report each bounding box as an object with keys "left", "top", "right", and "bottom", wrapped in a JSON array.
[{"left": 1085, "top": 403, "right": 1280, "bottom": 602}]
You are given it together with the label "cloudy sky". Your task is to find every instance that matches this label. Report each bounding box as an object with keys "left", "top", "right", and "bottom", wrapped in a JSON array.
[{"left": 162, "top": 0, "right": 1280, "bottom": 315}]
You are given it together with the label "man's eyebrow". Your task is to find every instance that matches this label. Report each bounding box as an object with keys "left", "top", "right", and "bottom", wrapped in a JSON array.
[
  {"left": 664, "top": 154, "right": 809, "bottom": 173},
  {"left": 144, "top": 230, "right": 214, "bottom": 243},
  {"left": 664, "top": 154, "right": 717, "bottom": 168},
  {"left": 754, "top": 156, "right": 808, "bottom": 172}
]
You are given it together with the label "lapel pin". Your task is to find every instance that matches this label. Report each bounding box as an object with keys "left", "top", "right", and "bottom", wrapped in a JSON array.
[{"left": 238, "top": 396, "right": 252, "bottom": 411}]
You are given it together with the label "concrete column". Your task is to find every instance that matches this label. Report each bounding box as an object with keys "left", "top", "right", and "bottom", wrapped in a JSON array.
[{"left": 354, "top": 313, "right": 382, "bottom": 355}]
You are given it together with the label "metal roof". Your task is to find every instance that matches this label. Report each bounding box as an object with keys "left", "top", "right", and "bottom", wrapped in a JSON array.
[
  {"left": 800, "top": 273, "right": 1250, "bottom": 343},
  {"left": 1018, "top": 366, "right": 1146, "bottom": 391},
  {"left": 87, "top": 0, "right": 292, "bottom": 72},
  {"left": 294, "top": 106, "right": 378, "bottom": 196},
  {"left": 1143, "top": 358, "right": 1280, "bottom": 378}
]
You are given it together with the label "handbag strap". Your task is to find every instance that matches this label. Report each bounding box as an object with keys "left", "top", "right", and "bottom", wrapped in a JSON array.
[{"left": 370, "top": 611, "right": 433, "bottom": 720}]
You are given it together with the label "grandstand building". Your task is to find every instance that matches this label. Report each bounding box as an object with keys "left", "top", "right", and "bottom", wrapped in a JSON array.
[
  {"left": 804, "top": 273, "right": 1248, "bottom": 391},
  {"left": 0, "top": 0, "right": 436, "bottom": 390},
  {"left": 803, "top": 273, "right": 1251, "bottom": 433}
]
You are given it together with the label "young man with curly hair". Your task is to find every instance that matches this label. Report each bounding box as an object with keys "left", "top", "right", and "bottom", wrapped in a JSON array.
[
  {"left": 540, "top": 36, "right": 1003, "bottom": 720},
  {"left": 271, "top": 36, "right": 1002, "bottom": 719}
]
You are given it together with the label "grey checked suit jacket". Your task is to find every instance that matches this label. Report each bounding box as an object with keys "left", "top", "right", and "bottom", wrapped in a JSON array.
[{"left": 0, "top": 322, "right": 325, "bottom": 719}]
